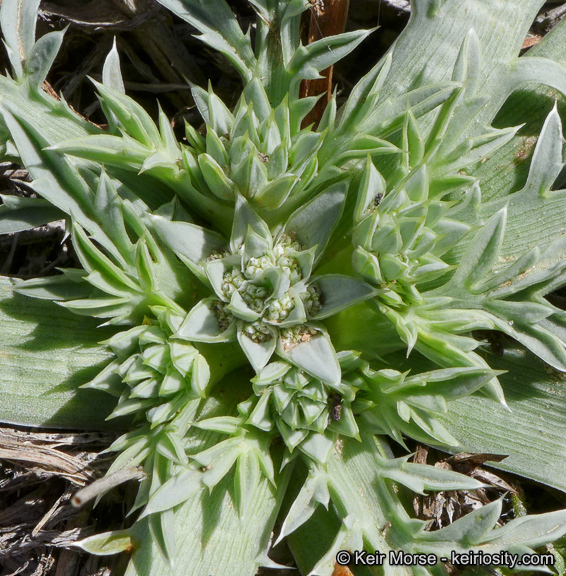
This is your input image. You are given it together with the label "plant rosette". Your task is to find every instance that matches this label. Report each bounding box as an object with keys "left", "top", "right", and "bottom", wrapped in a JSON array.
[{"left": 3, "top": 0, "right": 566, "bottom": 575}]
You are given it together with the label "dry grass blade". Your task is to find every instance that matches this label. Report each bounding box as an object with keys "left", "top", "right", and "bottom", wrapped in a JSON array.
[
  {"left": 412, "top": 446, "right": 520, "bottom": 531},
  {"left": 41, "top": 0, "right": 159, "bottom": 31},
  {"left": 0, "top": 428, "right": 125, "bottom": 575},
  {"left": 0, "top": 428, "right": 109, "bottom": 485},
  {"left": 109, "top": 0, "right": 205, "bottom": 99},
  {"left": 71, "top": 466, "right": 146, "bottom": 508}
]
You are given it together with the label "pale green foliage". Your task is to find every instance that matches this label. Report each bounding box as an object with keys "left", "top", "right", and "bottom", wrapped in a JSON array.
[{"left": 2, "top": 0, "right": 566, "bottom": 575}]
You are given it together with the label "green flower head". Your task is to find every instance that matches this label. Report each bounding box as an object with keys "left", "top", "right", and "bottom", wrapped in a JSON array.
[{"left": 153, "top": 192, "right": 377, "bottom": 384}]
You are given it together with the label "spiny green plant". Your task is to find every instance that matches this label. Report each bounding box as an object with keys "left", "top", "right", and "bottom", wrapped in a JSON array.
[{"left": 3, "top": 0, "right": 566, "bottom": 574}]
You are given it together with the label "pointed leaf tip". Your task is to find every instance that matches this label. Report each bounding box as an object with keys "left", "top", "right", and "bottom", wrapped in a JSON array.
[
  {"left": 523, "top": 104, "right": 565, "bottom": 197},
  {"left": 278, "top": 329, "right": 340, "bottom": 385},
  {"left": 102, "top": 38, "right": 125, "bottom": 94}
]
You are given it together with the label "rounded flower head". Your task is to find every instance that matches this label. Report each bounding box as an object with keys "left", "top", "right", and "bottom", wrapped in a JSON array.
[
  {"left": 215, "top": 232, "right": 322, "bottom": 342},
  {"left": 153, "top": 192, "right": 377, "bottom": 383}
]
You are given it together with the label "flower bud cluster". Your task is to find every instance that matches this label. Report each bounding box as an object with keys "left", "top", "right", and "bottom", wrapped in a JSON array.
[
  {"left": 280, "top": 325, "right": 318, "bottom": 350},
  {"left": 303, "top": 284, "right": 322, "bottom": 316},
  {"left": 217, "top": 237, "right": 321, "bottom": 341},
  {"left": 247, "top": 354, "right": 361, "bottom": 458},
  {"left": 213, "top": 300, "right": 233, "bottom": 332},
  {"left": 243, "top": 320, "right": 272, "bottom": 343},
  {"left": 102, "top": 318, "right": 205, "bottom": 427},
  {"left": 267, "top": 292, "right": 294, "bottom": 321}
]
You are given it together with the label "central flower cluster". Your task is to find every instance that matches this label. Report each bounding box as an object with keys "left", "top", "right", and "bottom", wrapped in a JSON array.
[
  {"left": 167, "top": 191, "right": 376, "bottom": 379},
  {"left": 216, "top": 236, "right": 322, "bottom": 343}
]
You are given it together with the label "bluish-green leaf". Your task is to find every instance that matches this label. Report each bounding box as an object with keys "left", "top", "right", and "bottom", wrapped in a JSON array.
[
  {"left": 154, "top": 0, "right": 256, "bottom": 81},
  {"left": 74, "top": 530, "right": 133, "bottom": 555},
  {"left": 283, "top": 180, "right": 348, "bottom": 261},
  {"left": 176, "top": 298, "right": 235, "bottom": 343},
  {"left": 277, "top": 329, "right": 340, "bottom": 385},
  {"left": 25, "top": 30, "right": 65, "bottom": 89},
  {"left": 0, "top": 195, "right": 64, "bottom": 233},
  {"left": 310, "top": 275, "right": 378, "bottom": 320},
  {"left": 150, "top": 215, "right": 226, "bottom": 273},
  {"left": 0, "top": 0, "right": 41, "bottom": 79},
  {"left": 0, "top": 277, "right": 117, "bottom": 429},
  {"left": 102, "top": 39, "right": 125, "bottom": 94}
]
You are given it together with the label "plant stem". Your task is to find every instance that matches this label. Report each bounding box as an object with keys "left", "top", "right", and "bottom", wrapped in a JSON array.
[
  {"left": 300, "top": 0, "right": 351, "bottom": 128},
  {"left": 72, "top": 466, "right": 146, "bottom": 507}
]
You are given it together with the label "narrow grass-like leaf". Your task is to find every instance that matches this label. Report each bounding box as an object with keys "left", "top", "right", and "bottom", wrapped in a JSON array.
[{"left": 154, "top": 0, "right": 256, "bottom": 81}]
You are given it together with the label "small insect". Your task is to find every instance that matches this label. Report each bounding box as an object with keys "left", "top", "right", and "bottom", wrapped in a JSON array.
[
  {"left": 258, "top": 152, "right": 269, "bottom": 163},
  {"left": 330, "top": 393, "right": 342, "bottom": 421},
  {"left": 373, "top": 193, "right": 383, "bottom": 207}
]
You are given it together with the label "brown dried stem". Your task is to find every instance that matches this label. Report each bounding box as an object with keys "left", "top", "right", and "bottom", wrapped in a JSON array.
[{"left": 300, "top": 0, "right": 351, "bottom": 129}]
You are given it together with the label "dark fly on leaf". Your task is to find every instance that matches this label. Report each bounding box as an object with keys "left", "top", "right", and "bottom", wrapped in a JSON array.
[{"left": 330, "top": 393, "right": 342, "bottom": 421}]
